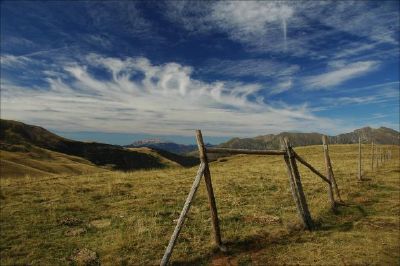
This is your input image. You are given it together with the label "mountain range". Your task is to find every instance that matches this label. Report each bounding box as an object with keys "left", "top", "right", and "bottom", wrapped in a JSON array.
[
  {"left": 1, "top": 119, "right": 398, "bottom": 178},
  {"left": 128, "top": 127, "right": 399, "bottom": 155},
  {"left": 125, "top": 139, "right": 198, "bottom": 155},
  {"left": 217, "top": 127, "right": 399, "bottom": 150}
]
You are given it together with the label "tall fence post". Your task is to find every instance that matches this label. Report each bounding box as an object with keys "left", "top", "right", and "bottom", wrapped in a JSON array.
[
  {"left": 371, "top": 141, "right": 374, "bottom": 171},
  {"left": 281, "top": 137, "right": 313, "bottom": 230},
  {"left": 358, "top": 136, "right": 362, "bottom": 181},
  {"left": 322, "top": 136, "right": 342, "bottom": 202},
  {"left": 195, "top": 130, "right": 225, "bottom": 251}
]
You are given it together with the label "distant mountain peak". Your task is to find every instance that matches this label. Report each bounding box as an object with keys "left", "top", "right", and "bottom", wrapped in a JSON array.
[
  {"left": 129, "top": 138, "right": 167, "bottom": 146},
  {"left": 125, "top": 139, "right": 199, "bottom": 155},
  {"left": 219, "top": 126, "right": 399, "bottom": 150}
]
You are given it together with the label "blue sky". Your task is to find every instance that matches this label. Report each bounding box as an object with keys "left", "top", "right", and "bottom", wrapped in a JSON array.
[{"left": 1, "top": 1, "right": 399, "bottom": 145}]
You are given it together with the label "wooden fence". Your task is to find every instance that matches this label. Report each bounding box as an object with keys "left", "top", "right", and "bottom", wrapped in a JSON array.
[
  {"left": 160, "top": 130, "right": 342, "bottom": 266},
  {"left": 357, "top": 138, "right": 394, "bottom": 180}
]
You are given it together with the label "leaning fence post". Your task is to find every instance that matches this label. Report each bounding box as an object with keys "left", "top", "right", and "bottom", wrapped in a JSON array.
[
  {"left": 160, "top": 163, "right": 206, "bottom": 266},
  {"left": 322, "top": 136, "right": 342, "bottom": 202},
  {"left": 281, "top": 139, "right": 304, "bottom": 226},
  {"left": 358, "top": 137, "right": 362, "bottom": 181},
  {"left": 195, "top": 130, "right": 225, "bottom": 251},
  {"left": 371, "top": 141, "right": 374, "bottom": 171},
  {"left": 281, "top": 137, "right": 313, "bottom": 230}
]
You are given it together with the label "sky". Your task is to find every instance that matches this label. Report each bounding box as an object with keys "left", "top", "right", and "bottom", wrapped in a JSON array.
[{"left": 1, "top": 1, "right": 399, "bottom": 145}]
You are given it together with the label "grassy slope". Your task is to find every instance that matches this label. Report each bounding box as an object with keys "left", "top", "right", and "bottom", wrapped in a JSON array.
[
  {"left": 0, "top": 119, "right": 166, "bottom": 171},
  {"left": 0, "top": 145, "right": 107, "bottom": 178},
  {"left": 127, "top": 147, "right": 198, "bottom": 168},
  {"left": 127, "top": 147, "right": 181, "bottom": 167},
  {"left": 0, "top": 144, "right": 399, "bottom": 265}
]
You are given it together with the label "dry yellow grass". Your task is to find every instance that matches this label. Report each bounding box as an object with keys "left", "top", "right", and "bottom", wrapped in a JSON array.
[
  {"left": 0, "top": 144, "right": 398, "bottom": 265},
  {"left": 0, "top": 146, "right": 106, "bottom": 178}
]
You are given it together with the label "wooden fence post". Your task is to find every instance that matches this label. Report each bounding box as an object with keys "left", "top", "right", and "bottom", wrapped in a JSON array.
[
  {"left": 371, "top": 142, "right": 374, "bottom": 171},
  {"left": 160, "top": 163, "right": 206, "bottom": 266},
  {"left": 322, "top": 136, "right": 342, "bottom": 202},
  {"left": 281, "top": 137, "right": 313, "bottom": 230},
  {"left": 195, "top": 130, "right": 225, "bottom": 251},
  {"left": 358, "top": 137, "right": 362, "bottom": 181}
]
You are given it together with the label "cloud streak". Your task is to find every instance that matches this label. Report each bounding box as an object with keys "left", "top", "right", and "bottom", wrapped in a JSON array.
[
  {"left": 304, "top": 61, "right": 379, "bottom": 90},
  {"left": 164, "top": 1, "right": 399, "bottom": 58},
  {"left": 1, "top": 54, "right": 333, "bottom": 136}
]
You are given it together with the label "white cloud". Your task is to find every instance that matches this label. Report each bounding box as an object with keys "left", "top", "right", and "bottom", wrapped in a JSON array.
[
  {"left": 271, "top": 79, "right": 293, "bottom": 95},
  {"left": 164, "top": 1, "right": 399, "bottom": 57},
  {"left": 304, "top": 61, "right": 379, "bottom": 90},
  {"left": 210, "top": 2, "right": 294, "bottom": 44},
  {"left": 1, "top": 54, "right": 335, "bottom": 136},
  {"left": 0, "top": 54, "right": 31, "bottom": 67}
]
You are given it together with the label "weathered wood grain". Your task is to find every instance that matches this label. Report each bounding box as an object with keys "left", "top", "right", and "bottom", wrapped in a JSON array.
[
  {"left": 195, "top": 130, "right": 224, "bottom": 251},
  {"left": 282, "top": 137, "right": 313, "bottom": 230},
  {"left": 322, "top": 136, "right": 342, "bottom": 202},
  {"left": 160, "top": 163, "right": 206, "bottom": 266}
]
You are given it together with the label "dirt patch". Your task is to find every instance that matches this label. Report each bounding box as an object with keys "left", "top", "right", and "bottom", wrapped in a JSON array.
[
  {"left": 90, "top": 219, "right": 111, "bottom": 229},
  {"left": 69, "top": 248, "right": 99, "bottom": 266},
  {"left": 64, "top": 227, "right": 87, "bottom": 236},
  {"left": 212, "top": 256, "right": 237, "bottom": 266},
  {"left": 353, "top": 196, "right": 373, "bottom": 204},
  {"left": 58, "top": 216, "right": 82, "bottom": 226},
  {"left": 244, "top": 215, "right": 281, "bottom": 225}
]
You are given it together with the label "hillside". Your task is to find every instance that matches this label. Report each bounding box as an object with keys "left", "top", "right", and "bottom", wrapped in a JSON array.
[
  {"left": 0, "top": 144, "right": 398, "bottom": 265},
  {"left": 127, "top": 147, "right": 198, "bottom": 167},
  {"left": 219, "top": 127, "right": 399, "bottom": 150},
  {"left": 0, "top": 143, "right": 106, "bottom": 178},
  {"left": 332, "top": 126, "right": 400, "bottom": 144},
  {"left": 125, "top": 139, "right": 198, "bottom": 155},
  {"left": 0, "top": 120, "right": 196, "bottom": 172}
]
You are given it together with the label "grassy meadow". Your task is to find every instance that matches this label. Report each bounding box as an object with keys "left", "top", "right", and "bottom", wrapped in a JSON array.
[{"left": 0, "top": 144, "right": 399, "bottom": 265}]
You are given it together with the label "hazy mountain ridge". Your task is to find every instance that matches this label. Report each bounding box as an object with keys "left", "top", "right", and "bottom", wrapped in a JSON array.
[
  {"left": 218, "top": 127, "right": 399, "bottom": 150},
  {"left": 125, "top": 140, "right": 198, "bottom": 155}
]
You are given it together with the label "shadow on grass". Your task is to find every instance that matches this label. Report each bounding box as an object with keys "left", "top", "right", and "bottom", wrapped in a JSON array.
[
  {"left": 172, "top": 202, "right": 372, "bottom": 265},
  {"left": 314, "top": 203, "right": 368, "bottom": 232}
]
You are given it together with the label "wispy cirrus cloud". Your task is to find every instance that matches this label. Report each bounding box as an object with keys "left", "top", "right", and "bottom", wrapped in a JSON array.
[
  {"left": 1, "top": 53, "right": 334, "bottom": 136},
  {"left": 307, "top": 81, "right": 399, "bottom": 112},
  {"left": 163, "top": 1, "right": 399, "bottom": 58},
  {"left": 304, "top": 61, "right": 379, "bottom": 90}
]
